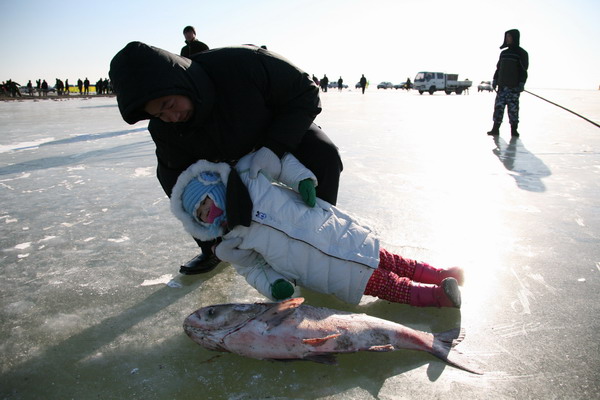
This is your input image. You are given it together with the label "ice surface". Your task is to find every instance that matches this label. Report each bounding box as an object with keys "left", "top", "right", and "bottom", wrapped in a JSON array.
[{"left": 1, "top": 90, "right": 599, "bottom": 399}]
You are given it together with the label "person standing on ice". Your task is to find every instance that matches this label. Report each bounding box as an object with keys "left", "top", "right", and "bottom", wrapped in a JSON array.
[
  {"left": 180, "top": 25, "right": 209, "bottom": 58},
  {"left": 359, "top": 74, "right": 367, "bottom": 94},
  {"left": 109, "top": 42, "right": 343, "bottom": 275},
  {"left": 487, "top": 29, "right": 529, "bottom": 138},
  {"left": 170, "top": 152, "right": 463, "bottom": 307},
  {"left": 320, "top": 74, "right": 329, "bottom": 92}
]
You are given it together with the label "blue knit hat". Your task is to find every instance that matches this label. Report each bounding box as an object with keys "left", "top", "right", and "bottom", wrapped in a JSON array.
[{"left": 182, "top": 171, "right": 226, "bottom": 224}]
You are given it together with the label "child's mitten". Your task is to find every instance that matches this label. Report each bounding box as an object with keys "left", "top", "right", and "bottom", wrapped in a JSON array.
[
  {"left": 298, "top": 178, "right": 316, "bottom": 207},
  {"left": 271, "top": 279, "right": 294, "bottom": 300}
]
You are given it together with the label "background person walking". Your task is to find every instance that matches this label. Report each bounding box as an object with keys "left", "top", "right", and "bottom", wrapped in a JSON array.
[{"left": 359, "top": 74, "right": 367, "bottom": 94}]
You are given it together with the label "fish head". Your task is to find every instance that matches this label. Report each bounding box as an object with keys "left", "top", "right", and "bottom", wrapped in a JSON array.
[{"left": 183, "top": 302, "right": 268, "bottom": 351}]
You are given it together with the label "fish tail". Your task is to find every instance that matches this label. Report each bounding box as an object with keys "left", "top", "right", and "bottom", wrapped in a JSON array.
[{"left": 431, "top": 328, "right": 483, "bottom": 374}]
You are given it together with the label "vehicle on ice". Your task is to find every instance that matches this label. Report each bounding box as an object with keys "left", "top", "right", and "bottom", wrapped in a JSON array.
[
  {"left": 328, "top": 81, "right": 348, "bottom": 89},
  {"left": 377, "top": 82, "right": 393, "bottom": 89},
  {"left": 477, "top": 81, "right": 493, "bottom": 92},
  {"left": 413, "top": 72, "right": 472, "bottom": 95},
  {"left": 394, "top": 81, "right": 413, "bottom": 90}
]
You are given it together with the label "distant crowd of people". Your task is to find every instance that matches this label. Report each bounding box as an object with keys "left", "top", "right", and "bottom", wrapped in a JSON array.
[
  {"left": 1, "top": 77, "right": 113, "bottom": 98},
  {"left": 310, "top": 74, "right": 370, "bottom": 94}
]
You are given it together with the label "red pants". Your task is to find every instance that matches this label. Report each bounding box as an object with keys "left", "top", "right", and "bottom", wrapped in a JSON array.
[{"left": 363, "top": 248, "right": 425, "bottom": 303}]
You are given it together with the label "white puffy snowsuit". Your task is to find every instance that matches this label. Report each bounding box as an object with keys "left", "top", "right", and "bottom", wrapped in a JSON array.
[{"left": 171, "top": 152, "right": 380, "bottom": 303}]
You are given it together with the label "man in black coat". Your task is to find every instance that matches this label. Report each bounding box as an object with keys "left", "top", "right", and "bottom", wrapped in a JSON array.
[
  {"left": 487, "top": 29, "right": 529, "bottom": 137},
  {"left": 109, "top": 42, "right": 343, "bottom": 274},
  {"left": 180, "top": 26, "right": 209, "bottom": 58}
]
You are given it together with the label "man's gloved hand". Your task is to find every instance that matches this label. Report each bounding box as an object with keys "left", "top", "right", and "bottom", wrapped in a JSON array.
[
  {"left": 492, "top": 80, "right": 497, "bottom": 90},
  {"left": 270, "top": 279, "right": 294, "bottom": 300},
  {"left": 249, "top": 147, "right": 281, "bottom": 180},
  {"left": 298, "top": 178, "right": 316, "bottom": 207},
  {"left": 214, "top": 237, "right": 259, "bottom": 267},
  {"left": 519, "top": 82, "right": 525, "bottom": 92}
]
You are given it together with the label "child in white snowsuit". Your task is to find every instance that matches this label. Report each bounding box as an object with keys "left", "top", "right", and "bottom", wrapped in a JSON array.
[{"left": 171, "top": 149, "right": 463, "bottom": 307}]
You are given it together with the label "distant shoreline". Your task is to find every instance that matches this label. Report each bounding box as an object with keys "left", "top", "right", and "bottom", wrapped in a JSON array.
[
  {"left": 2, "top": 87, "right": 597, "bottom": 103},
  {"left": 1, "top": 94, "right": 116, "bottom": 102}
]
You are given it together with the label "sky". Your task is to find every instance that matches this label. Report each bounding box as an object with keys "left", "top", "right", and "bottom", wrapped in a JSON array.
[{"left": 1, "top": 0, "right": 599, "bottom": 90}]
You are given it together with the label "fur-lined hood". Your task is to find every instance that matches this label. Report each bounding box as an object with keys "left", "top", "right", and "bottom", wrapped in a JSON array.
[{"left": 170, "top": 160, "right": 232, "bottom": 241}]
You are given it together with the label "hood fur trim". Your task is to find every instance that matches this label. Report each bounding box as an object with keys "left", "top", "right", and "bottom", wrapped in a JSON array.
[{"left": 171, "top": 160, "right": 231, "bottom": 241}]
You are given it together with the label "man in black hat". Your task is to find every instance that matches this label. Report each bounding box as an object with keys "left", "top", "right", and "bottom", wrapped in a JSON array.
[{"left": 180, "top": 25, "right": 209, "bottom": 58}]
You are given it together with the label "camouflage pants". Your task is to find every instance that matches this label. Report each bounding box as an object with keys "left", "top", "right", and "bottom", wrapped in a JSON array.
[{"left": 493, "top": 87, "right": 520, "bottom": 125}]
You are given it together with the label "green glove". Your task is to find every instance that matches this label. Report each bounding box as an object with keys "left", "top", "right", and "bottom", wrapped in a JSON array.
[
  {"left": 271, "top": 279, "right": 294, "bottom": 300},
  {"left": 298, "top": 178, "right": 316, "bottom": 208}
]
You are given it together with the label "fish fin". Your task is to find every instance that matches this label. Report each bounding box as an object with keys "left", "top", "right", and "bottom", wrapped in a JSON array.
[
  {"left": 432, "top": 328, "right": 483, "bottom": 375},
  {"left": 302, "top": 333, "right": 341, "bottom": 347},
  {"left": 367, "top": 344, "right": 395, "bottom": 352},
  {"left": 257, "top": 297, "right": 304, "bottom": 330},
  {"left": 435, "top": 327, "right": 466, "bottom": 346},
  {"left": 303, "top": 354, "right": 338, "bottom": 365},
  {"left": 280, "top": 297, "right": 305, "bottom": 307}
]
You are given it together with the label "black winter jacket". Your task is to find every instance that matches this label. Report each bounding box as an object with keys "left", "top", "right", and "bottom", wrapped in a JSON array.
[
  {"left": 493, "top": 29, "right": 529, "bottom": 89},
  {"left": 180, "top": 39, "right": 209, "bottom": 58},
  {"left": 109, "top": 42, "right": 321, "bottom": 196}
]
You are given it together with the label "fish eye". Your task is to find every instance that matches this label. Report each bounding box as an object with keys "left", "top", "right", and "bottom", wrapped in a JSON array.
[{"left": 208, "top": 308, "right": 215, "bottom": 317}]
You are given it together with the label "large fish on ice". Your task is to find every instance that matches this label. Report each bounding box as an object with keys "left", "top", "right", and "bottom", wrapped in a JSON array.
[{"left": 183, "top": 297, "right": 482, "bottom": 374}]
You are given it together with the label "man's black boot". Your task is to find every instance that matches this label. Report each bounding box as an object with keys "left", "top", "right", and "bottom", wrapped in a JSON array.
[
  {"left": 180, "top": 252, "right": 221, "bottom": 275},
  {"left": 487, "top": 122, "right": 500, "bottom": 136},
  {"left": 511, "top": 123, "right": 520, "bottom": 137}
]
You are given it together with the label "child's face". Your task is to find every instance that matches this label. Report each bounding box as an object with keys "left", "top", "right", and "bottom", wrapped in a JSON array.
[
  {"left": 196, "top": 196, "right": 214, "bottom": 223},
  {"left": 144, "top": 95, "right": 194, "bottom": 123}
]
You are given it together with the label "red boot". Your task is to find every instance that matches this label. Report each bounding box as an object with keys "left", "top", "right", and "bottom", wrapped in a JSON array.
[
  {"left": 413, "top": 264, "right": 464, "bottom": 286},
  {"left": 409, "top": 278, "right": 461, "bottom": 308}
]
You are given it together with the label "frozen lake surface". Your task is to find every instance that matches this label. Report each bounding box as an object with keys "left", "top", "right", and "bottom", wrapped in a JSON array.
[{"left": 1, "top": 89, "right": 599, "bottom": 399}]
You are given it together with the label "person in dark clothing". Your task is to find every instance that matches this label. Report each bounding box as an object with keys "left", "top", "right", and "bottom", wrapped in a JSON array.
[
  {"left": 55, "top": 79, "right": 64, "bottom": 96},
  {"left": 180, "top": 25, "right": 209, "bottom": 58},
  {"left": 359, "top": 74, "right": 367, "bottom": 94},
  {"left": 320, "top": 75, "right": 329, "bottom": 92},
  {"left": 96, "top": 78, "right": 104, "bottom": 94},
  {"left": 8, "top": 80, "right": 22, "bottom": 97},
  {"left": 487, "top": 29, "right": 529, "bottom": 138},
  {"left": 109, "top": 42, "right": 343, "bottom": 275},
  {"left": 337, "top": 76, "right": 343, "bottom": 91}
]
